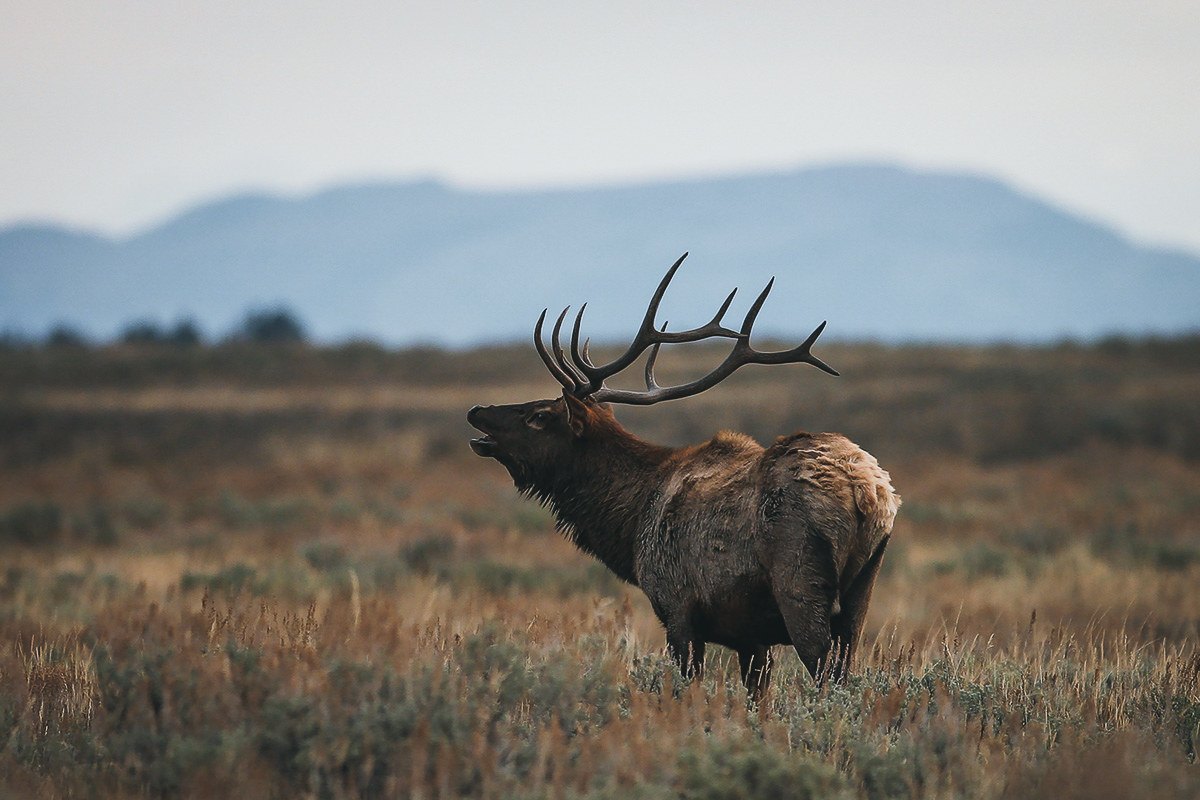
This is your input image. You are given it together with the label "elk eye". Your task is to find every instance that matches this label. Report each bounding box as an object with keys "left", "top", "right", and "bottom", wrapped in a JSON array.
[{"left": 528, "top": 410, "right": 552, "bottom": 427}]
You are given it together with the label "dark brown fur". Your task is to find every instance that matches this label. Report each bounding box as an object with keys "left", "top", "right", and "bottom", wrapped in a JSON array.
[{"left": 468, "top": 393, "right": 899, "bottom": 699}]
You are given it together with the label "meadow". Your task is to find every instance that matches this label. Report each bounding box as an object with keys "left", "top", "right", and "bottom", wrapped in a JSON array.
[{"left": 1, "top": 336, "right": 1198, "bottom": 798}]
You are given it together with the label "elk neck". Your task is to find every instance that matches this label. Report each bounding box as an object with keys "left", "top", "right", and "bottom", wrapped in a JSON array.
[{"left": 534, "top": 418, "right": 672, "bottom": 585}]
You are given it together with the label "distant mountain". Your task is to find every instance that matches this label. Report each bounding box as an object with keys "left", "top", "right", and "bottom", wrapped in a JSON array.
[{"left": 2, "top": 164, "right": 1198, "bottom": 344}]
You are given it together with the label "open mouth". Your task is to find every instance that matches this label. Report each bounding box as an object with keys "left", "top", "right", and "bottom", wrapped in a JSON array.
[
  {"left": 467, "top": 406, "right": 500, "bottom": 457},
  {"left": 469, "top": 435, "right": 498, "bottom": 457}
]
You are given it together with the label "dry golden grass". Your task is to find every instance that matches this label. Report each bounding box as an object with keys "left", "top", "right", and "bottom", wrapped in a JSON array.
[{"left": 1, "top": 339, "right": 1198, "bottom": 798}]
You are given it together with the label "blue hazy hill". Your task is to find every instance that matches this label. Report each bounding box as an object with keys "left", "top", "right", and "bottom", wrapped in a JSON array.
[{"left": 2, "top": 163, "right": 1197, "bottom": 344}]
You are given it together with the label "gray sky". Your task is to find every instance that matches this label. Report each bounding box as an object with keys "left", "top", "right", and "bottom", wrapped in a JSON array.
[{"left": 3, "top": 1, "right": 1199, "bottom": 251}]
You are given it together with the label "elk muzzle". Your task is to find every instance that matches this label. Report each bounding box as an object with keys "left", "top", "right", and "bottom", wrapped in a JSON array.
[{"left": 467, "top": 405, "right": 500, "bottom": 457}]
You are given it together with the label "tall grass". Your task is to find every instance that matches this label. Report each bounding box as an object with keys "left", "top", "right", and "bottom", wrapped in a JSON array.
[{"left": 1, "top": 584, "right": 1196, "bottom": 798}]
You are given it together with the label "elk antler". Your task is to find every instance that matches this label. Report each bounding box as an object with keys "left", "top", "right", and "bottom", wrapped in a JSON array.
[{"left": 534, "top": 253, "right": 838, "bottom": 405}]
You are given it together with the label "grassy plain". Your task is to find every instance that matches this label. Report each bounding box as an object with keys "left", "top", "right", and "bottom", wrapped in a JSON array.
[{"left": 1, "top": 337, "right": 1198, "bottom": 798}]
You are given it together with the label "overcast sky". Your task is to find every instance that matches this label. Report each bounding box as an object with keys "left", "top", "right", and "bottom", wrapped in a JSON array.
[{"left": 3, "top": 1, "right": 1198, "bottom": 251}]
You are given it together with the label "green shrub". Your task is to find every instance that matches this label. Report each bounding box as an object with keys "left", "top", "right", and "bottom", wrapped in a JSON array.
[
  {"left": 181, "top": 564, "right": 258, "bottom": 594},
  {"left": 680, "top": 742, "right": 848, "bottom": 800},
  {"left": 401, "top": 534, "right": 456, "bottom": 575},
  {"left": 301, "top": 541, "right": 347, "bottom": 572},
  {"left": 0, "top": 502, "right": 64, "bottom": 545}
]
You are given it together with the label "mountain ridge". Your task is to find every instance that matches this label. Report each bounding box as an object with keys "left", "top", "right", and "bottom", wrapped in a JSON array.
[{"left": 2, "top": 163, "right": 1197, "bottom": 344}]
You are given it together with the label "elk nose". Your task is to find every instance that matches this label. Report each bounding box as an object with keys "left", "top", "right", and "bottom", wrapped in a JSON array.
[{"left": 467, "top": 405, "right": 486, "bottom": 422}]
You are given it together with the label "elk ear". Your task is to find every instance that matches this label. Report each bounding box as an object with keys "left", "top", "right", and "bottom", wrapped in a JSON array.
[{"left": 562, "top": 393, "right": 590, "bottom": 437}]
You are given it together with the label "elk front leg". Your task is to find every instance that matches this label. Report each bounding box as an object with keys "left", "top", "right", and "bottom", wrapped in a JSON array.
[
  {"left": 666, "top": 626, "right": 705, "bottom": 681},
  {"left": 645, "top": 586, "right": 706, "bottom": 682},
  {"left": 737, "top": 645, "right": 772, "bottom": 703}
]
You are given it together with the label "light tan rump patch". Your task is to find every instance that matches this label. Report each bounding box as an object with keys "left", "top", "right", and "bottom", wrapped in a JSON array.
[{"left": 790, "top": 433, "right": 900, "bottom": 540}]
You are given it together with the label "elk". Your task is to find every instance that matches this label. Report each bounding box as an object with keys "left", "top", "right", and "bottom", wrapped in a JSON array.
[{"left": 467, "top": 254, "right": 899, "bottom": 700}]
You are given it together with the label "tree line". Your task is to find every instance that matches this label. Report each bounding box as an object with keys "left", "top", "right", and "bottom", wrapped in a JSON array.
[{"left": 1, "top": 307, "right": 307, "bottom": 348}]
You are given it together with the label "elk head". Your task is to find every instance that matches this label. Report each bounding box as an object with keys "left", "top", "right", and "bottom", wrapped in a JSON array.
[{"left": 467, "top": 394, "right": 598, "bottom": 492}]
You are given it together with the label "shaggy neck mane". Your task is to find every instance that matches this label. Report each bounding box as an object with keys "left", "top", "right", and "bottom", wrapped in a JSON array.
[{"left": 522, "top": 413, "right": 671, "bottom": 585}]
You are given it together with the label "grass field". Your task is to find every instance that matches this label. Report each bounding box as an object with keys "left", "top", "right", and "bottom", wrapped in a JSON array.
[{"left": 1, "top": 337, "right": 1198, "bottom": 798}]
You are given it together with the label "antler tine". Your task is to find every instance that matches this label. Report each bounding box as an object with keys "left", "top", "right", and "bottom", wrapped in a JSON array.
[
  {"left": 640, "top": 252, "right": 688, "bottom": 333},
  {"left": 635, "top": 259, "right": 740, "bottom": 344},
  {"left": 534, "top": 309, "right": 582, "bottom": 392},
  {"left": 712, "top": 287, "right": 739, "bottom": 332},
  {"left": 570, "top": 254, "right": 686, "bottom": 386},
  {"left": 737, "top": 320, "right": 840, "bottom": 375},
  {"left": 729, "top": 278, "right": 836, "bottom": 373},
  {"left": 740, "top": 277, "right": 774, "bottom": 335},
  {"left": 570, "top": 303, "right": 590, "bottom": 370},
  {"left": 572, "top": 253, "right": 743, "bottom": 393},
  {"left": 644, "top": 323, "right": 667, "bottom": 391},
  {"left": 551, "top": 307, "right": 588, "bottom": 387}
]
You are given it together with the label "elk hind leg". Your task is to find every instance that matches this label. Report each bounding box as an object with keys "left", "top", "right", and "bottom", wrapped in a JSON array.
[
  {"left": 828, "top": 535, "right": 890, "bottom": 682},
  {"left": 772, "top": 536, "right": 839, "bottom": 684}
]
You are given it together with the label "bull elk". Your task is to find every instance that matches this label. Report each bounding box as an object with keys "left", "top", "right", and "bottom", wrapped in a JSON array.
[{"left": 467, "top": 254, "right": 899, "bottom": 700}]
